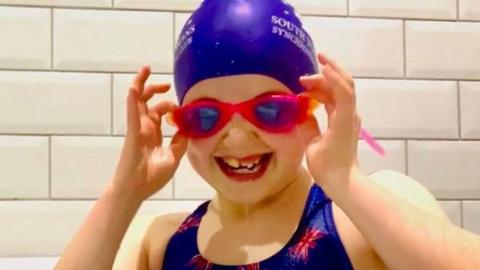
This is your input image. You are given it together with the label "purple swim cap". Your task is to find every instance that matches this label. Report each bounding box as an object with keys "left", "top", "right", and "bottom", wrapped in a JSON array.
[{"left": 174, "top": 0, "right": 319, "bottom": 105}]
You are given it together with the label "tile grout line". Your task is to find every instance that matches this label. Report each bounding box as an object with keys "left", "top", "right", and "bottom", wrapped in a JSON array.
[
  {"left": 461, "top": 200, "right": 464, "bottom": 228},
  {"left": 457, "top": 81, "right": 462, "bottom": 139},
  {"left": 403, "top": 20, "right": 407, "bottom": 78},
  {"left": 50, "top": 8, "right": 53, "bottom": 70},
  {"left": 2, "top": 4, "right": 480, "bottom": 22},
  {"left": 405, "top": 140, "right": 409, "bottom": 175},
  {"left": 2, "top": 67, "right": 480, "bottom": 83},
  {"left": 48, "top": 136, "right": 52, "bottom": 199},
  {"left": 346, "top": 0, "right": 350, "bottom": 16},
  {"left": 456, "top": 0, "right": 460, "bottom": 21},
  {"left": 110, "top": 74, "right": 114, "bottom": 135}
]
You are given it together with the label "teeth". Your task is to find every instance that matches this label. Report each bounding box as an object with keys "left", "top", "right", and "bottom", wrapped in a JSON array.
[
  {"left": 223, "top": 156, "right": 262, "bottom": 169},
  {"left": 224, "top": 157, "right": 240, "bottom": 168}
]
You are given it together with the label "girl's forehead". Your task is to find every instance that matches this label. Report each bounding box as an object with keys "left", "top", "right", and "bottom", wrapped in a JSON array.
[{"left": 181, "top": 74, "right": 292, "bottom": 104}]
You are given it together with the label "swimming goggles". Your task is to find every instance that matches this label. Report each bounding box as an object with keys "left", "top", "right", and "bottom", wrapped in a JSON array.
[{"left": 166, "top": 92, "right": 385, "bottom": 156}]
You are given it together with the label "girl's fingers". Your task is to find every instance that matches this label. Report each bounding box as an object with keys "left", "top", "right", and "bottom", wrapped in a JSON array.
[
  {"left": 132, "top": 65, "right": 151, "bottom": 115},
  {"left": 142, "top": 83, "right": 171, "bottom": 102},
  {"left": 133, "top": 65, "right": 151, "bottom": 96},
  {"left": 150, "top": 101, "right": 177, "bottom": 117},
  {"left": 167, "top": 131, "right": 188, "bottom": 165},
  {"left": 126, "top": 87, "right": 141, "bottom": 137},
  {"left": 317, "top": 52, "right": 355, "bottom": 89},
  {"left": 299, "top": 74, "right": 334, "bottom": 104},
  {"left": 322, "top": 65, "right": 355, "bottom": 112}
]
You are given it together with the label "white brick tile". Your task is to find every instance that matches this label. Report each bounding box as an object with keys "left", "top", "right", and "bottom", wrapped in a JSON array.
[
  {"left": 406, "top": 21, "right": 480, "bottom": 80},
  {"left": 51, "top": 136, "right": 173, "bottom": 199},
  {"left": 115, "top": 0, "right": 346, "bottom": 15},
  {"left": 408, "top": 141, "right": 480, "bottom": 199},
  {"left": 460, "top": 81, "right": 480, "bottom": 139},
  {"left": 303, "top": 17, "right": 403, "bottom": 77},
  {"left": 439, "top": 201, "right": 462, "bottom": 227},
  {"left": 175, "top": 13, "right": 190, "bottom": 48},
  {"left": 115, "top": 0, "right": 201, "bottom": 11},
  {"left": 350, "top": 0, "right": 456, "bottom": 20},
  {"left": 0, "top": 71, "right": 110, "bottom": 134},
  {"left": 0, "top": 7, "right": 50, "bottom": 70},
  {"left": 174, "top": 155, "right": 215, "bottom": 199},
  {"left": 112, "top": 73, "right": 178, "bottom": 136},
  {"left": 0, "top": 136, "right": 49, "bottom": 199},
  {"left": 459, "top": 0, "right": 480, "bottom": 20},
  {"left": 0, "top": 0, "right": 111, "bottom": 8},
  {"left": 359, "top": 140, "right": 406, "bottom": 174},
  {"left": 0, "top": 257, "right": 59, "bottom": 270},
  {"left": 0, "top": 200, "right": 200, "bottom": 256},
  {"left": 53, "top": 9, "right": 173, "bottom": 73},
  {"left": 283, "top": 0, "right": 347, "bottom": 16},
  {"left": 356, "top": 79, "right": 458, "bottom": 139},
  {"left": 463, "top": 201, "right": 480, "bottom": 234}
]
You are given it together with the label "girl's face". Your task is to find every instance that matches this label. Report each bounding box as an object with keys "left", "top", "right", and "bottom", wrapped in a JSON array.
[{"left": 181, "top": 74, "right": 320, "bottom": 205}]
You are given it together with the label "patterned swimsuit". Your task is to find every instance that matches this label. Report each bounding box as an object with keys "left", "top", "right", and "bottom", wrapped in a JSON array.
[{"left": 162, "top": 183, "right": 354, "bottom": 270}]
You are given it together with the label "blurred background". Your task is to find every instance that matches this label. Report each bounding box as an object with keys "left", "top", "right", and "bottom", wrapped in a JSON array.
[{"left": 0, "top": 0, "right": 479, "bottom": 269}]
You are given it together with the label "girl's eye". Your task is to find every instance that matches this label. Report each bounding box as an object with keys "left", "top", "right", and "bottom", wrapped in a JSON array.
[
  {"left": 190, "top": 107, "right": 220, "bottom": 131},
  {"left": 255, "top": 100, "right": 299, "bottom": 125},
  {"left": 255, "top": 102, "right": 282, "bottom": 123}
]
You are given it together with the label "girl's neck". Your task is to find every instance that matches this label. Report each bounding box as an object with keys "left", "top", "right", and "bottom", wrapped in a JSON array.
[{"left": 209, "top": 167, "right": 314, "bottom": 223}]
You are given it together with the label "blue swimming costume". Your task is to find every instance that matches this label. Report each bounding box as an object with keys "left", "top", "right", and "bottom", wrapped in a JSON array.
[{"left": 162, "top": 183, "right": 354, "bottom": 270}]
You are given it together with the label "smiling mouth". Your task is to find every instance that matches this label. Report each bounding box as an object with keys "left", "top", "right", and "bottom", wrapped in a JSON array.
[{"left": 214, "top": 152, "right": 273, "bottom": 182}]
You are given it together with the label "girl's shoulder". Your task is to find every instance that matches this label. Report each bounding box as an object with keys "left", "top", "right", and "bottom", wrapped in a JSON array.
[{"left": 145, "top": 212, "right": 191, "bottom": 270}]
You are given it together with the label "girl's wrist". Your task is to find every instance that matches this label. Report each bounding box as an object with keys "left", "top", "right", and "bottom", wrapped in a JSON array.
[{"left": 105, "top": 180, "right": 145, "bottom": 208}]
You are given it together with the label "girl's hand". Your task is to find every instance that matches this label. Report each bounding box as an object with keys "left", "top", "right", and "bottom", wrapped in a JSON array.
[
  {"left": 299, "top": 53, "right": 361, "bottom": 188},
  {"left": 110, "top": 65, "right": 188, "bottom": 202}
]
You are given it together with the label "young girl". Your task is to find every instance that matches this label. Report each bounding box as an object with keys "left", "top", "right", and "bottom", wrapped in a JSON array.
[{"left": 54, "top": 0, "right": 480, "bottom": 269}]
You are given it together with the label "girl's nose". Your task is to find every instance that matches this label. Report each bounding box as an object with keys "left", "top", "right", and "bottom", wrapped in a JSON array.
[{"left": 221, "top": 113, "right": 259, "bottom": 142}]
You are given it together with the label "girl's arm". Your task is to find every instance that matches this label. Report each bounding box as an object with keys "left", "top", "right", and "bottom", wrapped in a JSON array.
[
  {"left": 325, "top": 167, "right": 480, "bottom": 270},
  {"left": 53, "top": 183, "right": 143, "bottom": 270},
  {"left": 53, "top": 65, "right": 188, "bottom": 270},
  {"left": 300, "top": 52, "right": 480, "bottom": 270}
]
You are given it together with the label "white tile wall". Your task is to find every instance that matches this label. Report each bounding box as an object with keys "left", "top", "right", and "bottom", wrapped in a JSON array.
[
  {"left": 439, "top": 201, "right": 462, "bottom": 227},
  {"left": 0, "top": 7, "right": 50, "bottom": 70},
  {"left": 355, "top": 79, "right": 458, "bottom": 139},
  {"left": 0, "top": 0, "right": 111, "bottom": 8},
  {"left": 0, "top": 257, "right": 59, "bottom": 270},
  {"left": 459, "top": 0, "right": 480, "bottom": 20},
  {"left": 112, "top": 73, "right": 178, "bottom": 136},
  {"left": 406, "top": 21, "right": 480, "bottom": 80},
  {"left": 115, "top": 0, "right": 347, "bottom": 16},
  {"left": 53, "top": 9, "right": 174, "bottom": 73},
  {"left": 114, "top": 0, "right": 202, "bottom": 11},
  {"left": 0, "top": 0, "right": 479, "bottom": 261},
  {"left": 408, "top": 141, "right": 480, "bottom": 199},
  {"left": 0, "top": 71, "right": 110, "bottom": 134},
  {"left": 0, "top": 200, "right": 200, "bottom": 256},
  {"left": 358, "top": 140, "right": 406, "bottom": 174},
  {"left": 51, "top": 136, "right": 173, "bottom": 199},
  {"left": 349, "top": 0, "right": 457, "bottom": 20},
  {"left": 303, "top": 17, "right": 403, "bottom": 78},
  {"left": 0, "top": 136, "right": 49, "bottom": 199},
  {"left": 463, "top": 201, "right": 480, "bottom": 234},
  {"left": 460, "top": 81, "right": 480, "bottom": 139}
]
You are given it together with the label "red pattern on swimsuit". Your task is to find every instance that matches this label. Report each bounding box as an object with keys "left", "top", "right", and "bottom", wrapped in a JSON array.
[
  {"left": 187, "top": 254, "right": 212, "bottom": 270},
  {"left": 288, "top": 227, "right": 326, "bottom": 263}
]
